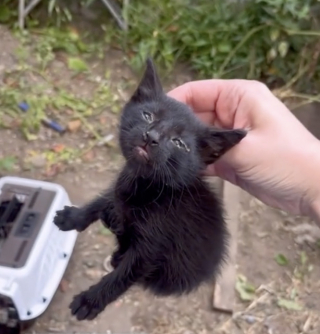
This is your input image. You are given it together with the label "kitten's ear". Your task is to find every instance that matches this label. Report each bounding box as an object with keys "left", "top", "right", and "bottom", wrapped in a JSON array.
[
  {"left": 199, "top": 128, "right": 247, "bottom": 164},
  {"left": 131, "top": 58, "right": 163, "bottom": 102}
]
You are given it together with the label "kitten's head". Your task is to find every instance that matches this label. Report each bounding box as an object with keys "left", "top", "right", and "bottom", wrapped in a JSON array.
[{"left": 119, "top": 59, "right": 246, "bottom": 187}]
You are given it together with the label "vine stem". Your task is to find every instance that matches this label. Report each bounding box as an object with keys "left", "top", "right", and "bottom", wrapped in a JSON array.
[
  {"left": 285, "top": 30, "right": 320, "bottom": 37},
  {"left": 217, "top": 25, "right": 267, "bottom": 77},
  {"left": 73, "top": 110, "right": 102, "bottom": 141},
  {"left": 281, "top": 93, "right": 320, "bottom": 103}
]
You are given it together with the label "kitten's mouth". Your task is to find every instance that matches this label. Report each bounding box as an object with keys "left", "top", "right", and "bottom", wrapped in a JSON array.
[{"left": 134, "top": 145, "right": 150, "bottom": 163}]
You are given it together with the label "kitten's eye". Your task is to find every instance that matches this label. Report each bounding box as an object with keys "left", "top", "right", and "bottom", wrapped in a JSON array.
[
  {"left": 143, "top": 112, "right": 153, "bottom": 122},
  {"left": 172, "top": 138, "right": 188, "bottom": 151}
]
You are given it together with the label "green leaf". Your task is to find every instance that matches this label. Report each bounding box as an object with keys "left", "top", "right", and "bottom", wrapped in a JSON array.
[
  {"left": 48, "top": 0, "right": 57, "bottom": 15},
  {"left": 217, "top": 42, "right": 232, "bottom": 53},
  {"left": 67, "top": 57, "right": 88, "bottom": 72},
  {"left": 300, "top": 251, "right": 308, "bottom": 266},
  {"left": 278, "top": 41, "right": 289, "bottom": 58},
  {"left": 267, "top": 48, "right": 277, "bottom": 61},
  {"left": 277, "top": 298, "right": 302, "bottom": 311},
  {"left": 0, "top": 156, "right": 16, "bottom": 171},
  {"left": 270, "top": 28, "right": 280, "bottom": 42},
  {"left": 235, "top": 275, "right": 256, "bottom": 301},
  {"left": 22, "top": 129, "right": 38, "bottom": 141},
  {"left": 275, "top": 253, "right": 289, "bottom": 266},
  {"left": 98, "top": 224, "right": 112, "bottom": 236}
]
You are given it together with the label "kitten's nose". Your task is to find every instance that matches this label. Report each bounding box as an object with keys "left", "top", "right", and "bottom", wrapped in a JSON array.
[{"left": 145, "top": 130, "right": 159, "bottom": 146}]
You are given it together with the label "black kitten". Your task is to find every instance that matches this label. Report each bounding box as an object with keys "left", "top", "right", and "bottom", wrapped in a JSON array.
[{"left": 53, "top": 59, "right": 246, "bottom": 321}]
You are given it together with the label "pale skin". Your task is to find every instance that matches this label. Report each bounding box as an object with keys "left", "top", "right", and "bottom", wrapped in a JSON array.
[{"left": 168, "top": 79, "right": 320, "bottom": 226}]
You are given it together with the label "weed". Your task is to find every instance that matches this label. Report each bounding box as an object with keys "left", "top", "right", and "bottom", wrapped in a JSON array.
[
  {"left": 275, "top": 253, "right": 289, "bottom": 266},
  {"left": 2, "top": 0, "right": 320, "bottom": 92},
  {"left": 117, "top": 0, "right": 320, "bottom": 90},
  {"left": 0, "top": 156, "right": 17, "bottom": 172},
  {"left": 235, "top": 274, "right": 256, "bottom": 302},
  {"left": 0, "top": 57, "right": 116, "bottom": 139},
  {"left": 67, "top": 57, "right": 88, "bottom": 72},
  {"left": 293, "top": 251, "right": 314, "bottom": 281},
  {"left": 277, "top": 298, "right": 302, "bottom": 311}
]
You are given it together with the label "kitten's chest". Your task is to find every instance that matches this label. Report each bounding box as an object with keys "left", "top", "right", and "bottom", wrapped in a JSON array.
[
  {"left": 115, "top": 178, "right": 218, "bottom": 230},
  {"left": 119, "top": 180, "right": 172, "bottom": 206},
  {"left": 116, "top": 183, "right": 176, "bottom": 222}
]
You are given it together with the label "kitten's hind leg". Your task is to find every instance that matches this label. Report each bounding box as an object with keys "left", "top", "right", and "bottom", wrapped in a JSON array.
[
  {"left": 69, "top": 249, "right": 141, "bottom": 321},
  {"left": 110, "top": 249, "right": 124, "bottom": 269},
  {"left": 53, "top": 188, "right": 116, "bottom": 232}
]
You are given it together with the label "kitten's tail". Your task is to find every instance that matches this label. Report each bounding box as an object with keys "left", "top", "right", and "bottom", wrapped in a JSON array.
[{"left": 95, "top": 250, "right": 140, "bottom": 309}]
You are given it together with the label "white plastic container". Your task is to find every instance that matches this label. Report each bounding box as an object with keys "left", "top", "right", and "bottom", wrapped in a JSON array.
[{"left": 0, "top": 176, "right": 77, "bottom": 332}]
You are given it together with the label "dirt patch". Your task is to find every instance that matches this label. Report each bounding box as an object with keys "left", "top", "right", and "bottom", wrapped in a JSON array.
[{"left": 0, "top": 24, "right": 319, "bottom": 334}]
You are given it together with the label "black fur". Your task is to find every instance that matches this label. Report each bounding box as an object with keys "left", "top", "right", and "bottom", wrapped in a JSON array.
[{"left": 53, "top": 59, "right": 247, "bottom": 321}]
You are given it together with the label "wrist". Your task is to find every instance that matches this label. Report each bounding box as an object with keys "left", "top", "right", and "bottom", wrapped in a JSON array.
[
  {"left": 302, "top": 139, "right": 320, "bottom": 226},
  {"left": 308, "top": 198, "right": 320, "bottom": 227}
]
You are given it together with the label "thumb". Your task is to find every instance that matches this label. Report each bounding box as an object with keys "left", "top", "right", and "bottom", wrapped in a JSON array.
[
  {"left": 201, "top": 164, "right": 218, "bottom": 177},
  {"left": 203, "top": 160, "right": 239, "bottom": 186}
]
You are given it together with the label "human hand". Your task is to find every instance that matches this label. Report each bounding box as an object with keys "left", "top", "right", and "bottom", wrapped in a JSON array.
[{"left": 168, "top": 79, "right": 320, "bottom": 220}]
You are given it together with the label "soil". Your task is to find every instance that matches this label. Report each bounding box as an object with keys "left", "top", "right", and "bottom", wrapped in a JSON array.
[{"left": 0, "top": 24, "right": 319, "bottom": 334}]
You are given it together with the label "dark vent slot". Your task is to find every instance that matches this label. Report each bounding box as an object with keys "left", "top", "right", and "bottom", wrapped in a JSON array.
[
  {"left": 14, "top": 240, "right": 27, "bottom": 263},
  {"left": 0, "top": 197, "right": 23, "bottom": 239},
  {"left": 28, "top": 188, "right": 41, "bottom": 209},
  {"left": 15, "top": 212, "right": 39, "bottom": 238}
]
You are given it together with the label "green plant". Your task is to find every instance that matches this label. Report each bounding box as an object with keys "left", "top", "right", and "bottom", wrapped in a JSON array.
[
  {"left": 1, "top": 0, "right": 319, "bottom": 95},
  {"left": 0, "top": 0, "right": 17, "bottom": 23},
  {"left": 116, "top": 0, "right": 320, "bottom": 89}
]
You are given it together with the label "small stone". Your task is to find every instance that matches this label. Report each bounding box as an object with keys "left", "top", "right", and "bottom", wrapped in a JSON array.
[
  {"left": 51, "top": 143, "right": 65, "bottom": 153},
  {"left": 50, "top": 313, "right": 64, "bottom": 322},
  {"left": 48, "top": 326, "right": 65, "bottom": 333},
  {"left": 67, "top": 120, "right": 81, "bottom": 132},
  {"left": 30, "top": 154, "right": 46, "bottom": 168},
  {"left": 59, "top": 278, "right": 69, "bottom": 292},
  {"left": 44, "top": 163, "right": 64, "bottom": 177},
  {"left": 82, "top": 150, "right": 95, "bottom": 162},
  {"left": 85, "top": 269, "right": 103, "bottom": 280},
  {"left": 99, "top": 116, "right": 107, "bottom": 124},
  {"left": 22, "top": 162, "right": 32, "bottom": 171},
  {"left": 83, "top": 260, "right": 95, "bottom": 268},
  {"left": 257, "top": 231, "right": 269, "bottom": 238},
  {"left": 114, "top": 300, "right": 122, "bottom": 307},
  {"left": 97, "top": 134, "right": 114, "bottom": 147},
  {"left": 243, "top": 315, "right": 256, "bottom": 324}
]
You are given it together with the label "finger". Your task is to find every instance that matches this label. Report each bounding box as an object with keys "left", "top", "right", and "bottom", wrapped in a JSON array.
[
  {"left": 167, "top": 79, "right": 246, "bottom": 128},
  {"left": 167, "top": 79, "right": 224, "bottom": 114},
  {"left": 167, "top": 80, "right": 217, "bottom": 125},
  {"left": 168, "top": 79, "right": 247, "bottom": 111}
]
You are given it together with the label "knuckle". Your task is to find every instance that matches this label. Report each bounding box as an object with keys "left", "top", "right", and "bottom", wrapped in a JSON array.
[{"left": 250, "top": 80, "right": 268, "bottom": 92}]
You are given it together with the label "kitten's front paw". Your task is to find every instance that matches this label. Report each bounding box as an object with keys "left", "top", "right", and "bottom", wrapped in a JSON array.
[
  {"left": 53, "top": 206, "right": 85, "bottom": 232},
  {"left": 69, "top": 289, "right": 104, "bottom": 321}
]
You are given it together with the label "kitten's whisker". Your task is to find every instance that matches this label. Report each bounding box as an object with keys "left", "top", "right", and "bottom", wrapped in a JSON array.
[
  {"left": 149, "top": 166, "right": 166, "bottom": 205},
  {"left": 165, "top": 170, "right": 175, "bottom": 218}
]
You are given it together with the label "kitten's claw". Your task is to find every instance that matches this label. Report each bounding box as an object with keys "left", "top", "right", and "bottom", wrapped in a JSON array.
[
  {"left": 69, "top": 289, "right": 104, "bottom": 321},
  {"left": 53, "top": 206, "right": 84, "bottom": 232}
]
